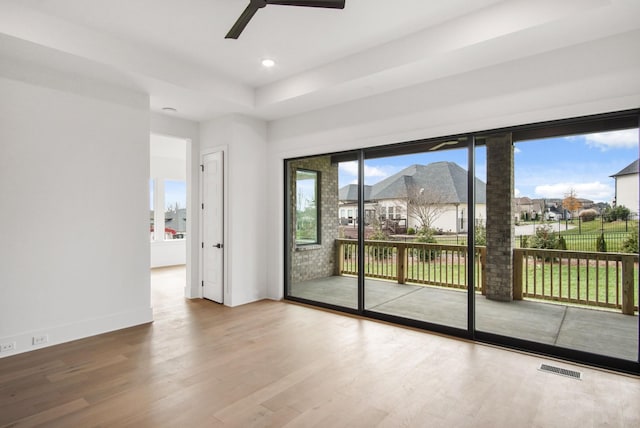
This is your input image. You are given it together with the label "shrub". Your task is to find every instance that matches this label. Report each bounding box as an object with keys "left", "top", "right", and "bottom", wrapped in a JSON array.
[
  {"left": 596, "top": 232, "right": 607, "bottom": 252},
  {"left": 578, "top": 208, "right": 598, "bottom": 222},
  {"left": 474, "top": 224, "right": 487, "bottom": 246},
  {"left": 530, "top": 225, "right": 557, "bottom": 250},
  {"left": 370, "top": 245, "right": 392, "bottom": 260},
  {"left": 520, "top": 235, "right": 529, "bottom": 248},
  {"left": 413, "top": 228, "right": 439, "bottom": 261},
  {"left": 369, "top": 229, "right": 391, "bottom": 259},
  {"left": 604, "top": 205, "right": 631, "bottom": 222},
  {"left": 406, "top": 227, "right": 416, "bottom": 235},
  {"left": 621, "top": 225, "right": 638, "bottom": 253},
  {"left": 556, "top": 235, "right": 567, "bottom": 250},
  {"left": 369, "top": 228, "right": 388, "bottom": 241}
]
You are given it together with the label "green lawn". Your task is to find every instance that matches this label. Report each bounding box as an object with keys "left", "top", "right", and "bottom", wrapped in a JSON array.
[
  {"left": 560, "top": 219, "right": 636, "bottom": 235},
  {"left": 522, "top": 259, "right": 639, "bottom": 308},
  {"left": 346, "top": 254, "right": 639, "bottom": 310}
]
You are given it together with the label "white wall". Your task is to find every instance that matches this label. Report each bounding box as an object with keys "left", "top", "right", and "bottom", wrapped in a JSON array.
[
  {"left": 200, "top": 115, "right": 268, "bottom": 306},
  {"left": 0, "top": 75, "right": 152, "bottom": 357},
  {"left": 150, "top": 113, "right": 200, "bottom": 298},
  {"left": 616, "top": 174, "right": 639, "bottom": 216}
]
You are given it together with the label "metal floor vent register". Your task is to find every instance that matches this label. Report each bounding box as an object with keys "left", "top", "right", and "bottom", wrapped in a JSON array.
[{"left": 538, "top": 363, "right": 582, "bottom": 380}]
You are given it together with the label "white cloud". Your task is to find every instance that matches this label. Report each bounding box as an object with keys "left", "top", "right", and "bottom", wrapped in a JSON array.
[
  {"left": 583, "top": 129, "right": 638, "bottom": 151},
  {"left": 339, "top": 161, "right": 390, "bottom": 178},
  {"left": 514, "top": 147, "right": 522, "bottom": 154},
  {"left": 339, "top": 161, "right": 358, "bottom": 176},
  {"left": 514, "top": 188, "right": 521, "bottom": 197},
  {"left": 534, "top": 181, "right": 613, "bottom": 201}
]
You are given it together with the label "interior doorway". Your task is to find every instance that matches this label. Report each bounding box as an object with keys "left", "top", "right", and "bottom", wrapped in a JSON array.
[{"left": 150, "top": 134, "right": 189, "bottom": 299}]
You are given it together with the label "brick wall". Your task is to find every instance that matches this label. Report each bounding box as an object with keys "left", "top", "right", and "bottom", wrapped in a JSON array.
[
  {"left": 485, "top": 134, "right": 515, "bottom": 301},
  {"left": 288, "top": 156, "right": 339, "bottom": 283}
]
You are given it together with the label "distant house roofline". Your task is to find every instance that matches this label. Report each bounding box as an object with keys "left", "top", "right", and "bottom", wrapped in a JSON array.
[
  {"left": 611, "top": 159, "right": 639, "bottom": 177},
  {"left": 339, "top": 161, "right": 486, "bottom": 204}
]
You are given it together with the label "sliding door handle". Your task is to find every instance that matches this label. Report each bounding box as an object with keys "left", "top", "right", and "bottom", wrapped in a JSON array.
[{"left": 214, "top": 243, "right": 223, "bottom": 249}]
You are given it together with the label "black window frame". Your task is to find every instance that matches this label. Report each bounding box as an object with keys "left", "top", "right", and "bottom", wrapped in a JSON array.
[
  {"left": 283, "top": 109, "right": 640, "bottom": 375},
  {"left": 294, "top": 168, "right": 321, "bottom": 247}
]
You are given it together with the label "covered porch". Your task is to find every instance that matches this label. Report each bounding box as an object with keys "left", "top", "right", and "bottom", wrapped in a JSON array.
[{"left": 291, "top": 276, "right": 639, "bottom": 361}]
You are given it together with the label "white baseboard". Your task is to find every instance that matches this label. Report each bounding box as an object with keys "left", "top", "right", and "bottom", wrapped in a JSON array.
[{"left": 0, "top": 307, "right": 154, "bottom": 358}]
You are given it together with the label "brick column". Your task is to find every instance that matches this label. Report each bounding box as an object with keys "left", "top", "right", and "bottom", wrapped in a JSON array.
[
  {"left": 289, "top": 156, "right": 339, "bottom": 283},
  {"left": 485, "top": 134, "right": 515, "bottom": 301}
]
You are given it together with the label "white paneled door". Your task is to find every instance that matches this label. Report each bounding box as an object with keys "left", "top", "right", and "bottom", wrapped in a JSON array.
[{"left": 201, "top": 151, "right": 224, "bottom": 303}]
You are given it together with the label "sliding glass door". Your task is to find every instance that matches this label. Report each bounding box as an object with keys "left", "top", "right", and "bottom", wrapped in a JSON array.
[
  {"left": 286, "top": 153, "right": 360, "bottom": 310},
  {"left": 285, "top": 110, "right": 640, "bottom": 373},
  {"left": 475, "top": 128, "right": 639, "bottom": 363},
  {"left": 362, "top": 143, "right": 474, "bottom": 331}
]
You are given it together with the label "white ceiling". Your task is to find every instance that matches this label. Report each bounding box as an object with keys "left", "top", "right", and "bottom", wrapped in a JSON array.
[{"left": 1, "top": 0, "right": 639, "bottom": 122}]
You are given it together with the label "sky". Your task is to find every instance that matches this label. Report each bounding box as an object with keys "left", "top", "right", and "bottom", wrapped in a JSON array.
[
  {"left": 339, "top": 129, "right": 639, "bottom": 204},
  {"left": 150, "top": 180, "right": 187, "bottom": 211}
]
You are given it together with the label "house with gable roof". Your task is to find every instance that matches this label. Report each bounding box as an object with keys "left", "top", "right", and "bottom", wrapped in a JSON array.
[
  {"left": 339, "top": 161, "right": 487, "bottom": 234},
  {"left": 611, "top": 159, "right": 639, "bottom": 215}
]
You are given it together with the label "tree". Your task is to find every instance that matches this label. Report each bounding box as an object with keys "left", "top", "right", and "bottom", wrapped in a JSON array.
[
  {"left": 406, "top": 185, "right": 448, "bottom": 231},
  {"left": 562, "top": 188, "right": 582, "bottom": 218}
]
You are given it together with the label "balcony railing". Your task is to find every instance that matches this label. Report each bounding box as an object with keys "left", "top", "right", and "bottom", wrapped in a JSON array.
[
  {"left": 514, "top": 248, "right": 638, "bottom": 315},
  {"left": 335, "top": 239, "right": 638, "bottom": 314},
  {"left": 335, "top": 239, "right": 486, "bottom": 294}
]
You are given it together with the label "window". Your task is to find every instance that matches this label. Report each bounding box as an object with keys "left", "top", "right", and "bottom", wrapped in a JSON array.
[
  {"left": 164, "top": 180, "right": 187, "bottom": 240},
  {"left": 295, "top": 169, "right": 319, "bottom": 245}
]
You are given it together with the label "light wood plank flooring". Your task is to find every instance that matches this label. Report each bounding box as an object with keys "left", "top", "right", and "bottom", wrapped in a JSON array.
[{"left": 1, "top": 266, "right": 639, "bottom": 427}]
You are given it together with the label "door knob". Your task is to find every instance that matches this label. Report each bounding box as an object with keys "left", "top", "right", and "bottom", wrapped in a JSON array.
[{"left": 214, "top": 243, "right": 223, "bottom": 248}]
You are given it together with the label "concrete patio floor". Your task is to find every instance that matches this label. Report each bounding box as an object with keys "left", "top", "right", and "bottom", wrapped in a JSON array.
[{"left": 290, "top": 275, "right": 639, "bottom": 361}]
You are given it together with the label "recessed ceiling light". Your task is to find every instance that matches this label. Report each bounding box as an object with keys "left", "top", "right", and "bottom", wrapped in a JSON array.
[
  {"left": 261, "top": 58, "right": 275, "bottom": 68},
  {"left": 162, "top": 107, "right": 177, "bottom": 112}
]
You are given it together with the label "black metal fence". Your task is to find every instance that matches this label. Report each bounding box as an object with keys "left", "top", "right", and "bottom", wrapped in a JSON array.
[
  {"left": 521, "top": 215, "right": 638, "bottom": 234},
  {"left": 518, "top": 232, "right": 631, "bottom": 252}
]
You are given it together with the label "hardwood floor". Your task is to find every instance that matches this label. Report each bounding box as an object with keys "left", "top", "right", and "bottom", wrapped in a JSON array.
[{"left": 1, "top": 266, "right": 639, "bottom": 427}]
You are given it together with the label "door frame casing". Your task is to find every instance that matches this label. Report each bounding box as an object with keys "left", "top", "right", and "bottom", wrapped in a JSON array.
[
  {"left": 149, "top": 133, "right": 193, "bottom": 298},
  {"left": 199, "top": 146, "right": 229, "bottom": 303}
]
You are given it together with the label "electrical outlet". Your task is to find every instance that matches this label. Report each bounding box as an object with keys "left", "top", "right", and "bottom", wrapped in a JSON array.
[
  {"left": 32, "top": 335, "right": 48, "bottom": 346},
  {"left": 0, "top": 342, "right": 16, "bottom": 352}
]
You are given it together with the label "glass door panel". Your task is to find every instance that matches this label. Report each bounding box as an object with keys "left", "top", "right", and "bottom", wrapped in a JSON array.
[
  {"left": 363, "top": 145, "right": 471, "bottom": 330},
  {"left": 475, "top": 129, "right": 639, "bottom": 362},
  {"left": 286, "top": 154, "right": 359, "bottom": 310}
]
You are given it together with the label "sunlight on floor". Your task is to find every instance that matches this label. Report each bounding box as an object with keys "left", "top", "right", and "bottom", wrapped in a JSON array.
[{"left": 151, "top": 265, "right": 186, "bottom": 309}]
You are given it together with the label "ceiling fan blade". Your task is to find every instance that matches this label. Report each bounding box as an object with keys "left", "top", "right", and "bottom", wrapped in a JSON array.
[
  {"left": 225, "top": 3, "right": 261, "bottom": 39},
  {"left": 266, "top": 0, "right": 345, "bottom": 8}
]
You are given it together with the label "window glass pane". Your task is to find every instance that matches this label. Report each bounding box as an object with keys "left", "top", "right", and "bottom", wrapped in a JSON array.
[
  {"left": 363, "top": 145, "right": 472, "bottom": 330},
  {"left": 287, "top": 156, "right": 358, "bottom": 309},
  {"left": 476, "top": 128, "right": 639, "bottom": 362},
  {"left": 296, "top": 170, "right": 319, "bottom": 245},
  {"left": 164, "top": 180, "right": 186, "bottom": 240}
]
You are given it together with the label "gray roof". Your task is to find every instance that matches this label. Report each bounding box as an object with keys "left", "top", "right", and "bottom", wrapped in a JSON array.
[
  {"left": 338, "top": 184, "right": 372, "bottom": 202},
  {"left": 611, "top": 159, "right": 639, "bottom": 177},
  {"left": 339, "top": 161, "right": 486, "bottom": 203}
]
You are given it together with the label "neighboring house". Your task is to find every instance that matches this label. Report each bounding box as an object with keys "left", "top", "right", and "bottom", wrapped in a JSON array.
[
  {"left": 611, "top": 159, "right": 639, "bottom": 215},
  {"left": 514, "top": 197, "right": 544, "bottom": 220},
  {"left": 528, "top": 198, "right": 595, "bottom": 221},
  {"left": 339, "top": 161, "right": 487, "bottom": 233},
  {"left": 164, "top": 207, "right": 187, "bottom": 237}
]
